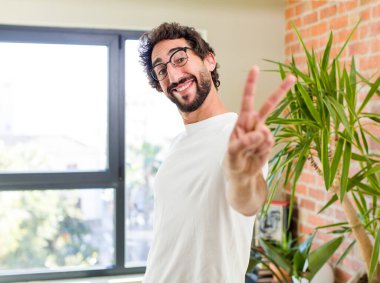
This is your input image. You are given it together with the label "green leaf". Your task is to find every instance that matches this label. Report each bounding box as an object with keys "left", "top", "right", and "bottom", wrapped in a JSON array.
[
  {"left": 335, "top": 19, "right": 360, "bottom": 59},
  {"left": 318, "top": 194, "right": 338, "bottom": 214},
  {"left": 326, "top": 96, "right": 352, "bottom": 140},
  {"left": 291, "top": 22, "right": 312, "bottom": 66},
  {"left": 279, "top": 63, "right": 286, "bottom": 80},
  {"left": 350, "top": 180, "right": 380, "bottom": 196},
  {"left": 343, "top": 69, "right": 354, "bottom": 122},
  {"left": 329, "top": 59, "right": 337, "bottom": 99},
  {"left": 259, "top": 238, "right": 292, "bottom": 274},
  {"left": 340, "top": 141, "right": 352, "bottom": 200},
  {"left": 298, "top": 234, "right": 314, "bottom": 254},
  {"left": 306, "top": 236, "right": 344, "bottom": 280},
  {"left": 321, "top": 32, "right": 333, "bottom": 71},
  {"left": 359, "top": 123, "right": 369, "bottom": 154},
  {"left": 289, "top": 145, "right": 309, "bottom": 226},
  {"left": 267, "top": 118, "right": 319, "bottom": 127},
  {"left": 368, "top": 229, "right": 380, "bottom": 281},
  {"left": 358, "top": 76, "right": 380, "bottom": 114},
  {"left": 316, "top": 221, "right": 348, "bottom": 230},
  {"left": 349, "top": 56, "right": 357, "bottom": 105},
  {"left": 330, "top": 138, "right": 344, "bottom": 187},
  {"left": 351, "top": 152, "right": 378, "bottom": 163},
  {"left": 321, "top": 128, "right": 330, "bottom": 190},
  {"left": 334, "top": 240, "right": 356, "bottom": 267},
  {"left": 297, "top": 83, "right": 321, "bottom": 124}
]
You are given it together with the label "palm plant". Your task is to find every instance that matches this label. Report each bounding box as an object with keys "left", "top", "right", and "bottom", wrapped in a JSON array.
[
  {"left": 265, "top": 22, "right": 380, "bottom": 282},
  {"left": 248, "top": 233, "right": 342, "bottom": 282}
]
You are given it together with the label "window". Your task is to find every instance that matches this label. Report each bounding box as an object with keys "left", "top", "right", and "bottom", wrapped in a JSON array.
[{"left": 0, "top": 25, "right": 182, "bottom": 282}]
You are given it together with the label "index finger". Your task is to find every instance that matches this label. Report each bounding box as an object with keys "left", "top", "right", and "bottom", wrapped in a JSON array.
[
  {"left": 257, "top": 74, "right": 296, "bottom": 122},
  {"left": 239, "top": 66, "right": 260, "bottom": 114}
]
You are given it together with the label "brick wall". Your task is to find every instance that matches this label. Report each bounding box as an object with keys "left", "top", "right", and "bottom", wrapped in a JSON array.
[{"left": 284, "top": 1, "right": 379, "bottom": 282}]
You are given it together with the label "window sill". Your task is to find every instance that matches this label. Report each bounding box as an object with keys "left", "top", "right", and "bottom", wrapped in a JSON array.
[{"left": 18, "top": 275, "right": 144, "bottom": 283}]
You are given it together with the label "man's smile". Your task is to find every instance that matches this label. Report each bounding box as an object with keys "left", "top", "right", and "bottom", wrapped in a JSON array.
[{"left": 172, "top": 79, "right": 194, "bottom": 95}]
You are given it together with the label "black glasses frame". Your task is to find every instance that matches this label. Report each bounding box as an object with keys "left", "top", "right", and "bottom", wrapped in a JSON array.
[{"left": 150, "top": 47, "right": 191, "bottom": 81}]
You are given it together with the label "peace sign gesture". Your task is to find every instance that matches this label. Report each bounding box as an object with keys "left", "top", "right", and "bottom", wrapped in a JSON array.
[{"left": 226, "top": 66, "right": 296, "bottom": 181}]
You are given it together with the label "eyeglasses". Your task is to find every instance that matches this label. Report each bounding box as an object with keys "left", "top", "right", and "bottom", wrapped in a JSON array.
[{"left": 150, "top": 47, "right": 190, "bottom": 81}]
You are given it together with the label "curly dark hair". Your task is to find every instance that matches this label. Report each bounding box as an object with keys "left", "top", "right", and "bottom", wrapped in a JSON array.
[{"left": 139, "top": 22, "right": 220, "bottom": 92}]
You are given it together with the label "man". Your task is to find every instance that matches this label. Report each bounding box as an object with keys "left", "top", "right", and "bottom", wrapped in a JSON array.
[{"left": 139, "top": 22, "right": 295, "bottom": 282}]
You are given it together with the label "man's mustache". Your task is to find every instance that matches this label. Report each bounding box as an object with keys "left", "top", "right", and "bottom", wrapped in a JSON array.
[{"left": 167, "top": 75, "right": 196, "bottom": 94}]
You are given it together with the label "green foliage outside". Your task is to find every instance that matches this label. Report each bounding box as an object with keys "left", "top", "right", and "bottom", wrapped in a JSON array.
[{"left": 0, "top": 146, "right": 98, "bottom": 271}]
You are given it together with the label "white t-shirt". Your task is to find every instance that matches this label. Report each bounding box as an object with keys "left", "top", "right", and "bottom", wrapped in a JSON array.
[{"left": 143, "top": 113, "right": 255, "bottom": 283}]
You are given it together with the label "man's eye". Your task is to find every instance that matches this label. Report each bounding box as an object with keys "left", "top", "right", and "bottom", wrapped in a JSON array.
[
  {"left": 174, "top": 57, "right": 186, "bottom": 65},
  {"left": 157, "top": 67, "right": 167, "bottom": 76}
]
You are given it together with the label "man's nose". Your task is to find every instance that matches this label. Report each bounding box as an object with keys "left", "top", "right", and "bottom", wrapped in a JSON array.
[{"left": 166, "top": 63, "right": 184, "bottom": 83}]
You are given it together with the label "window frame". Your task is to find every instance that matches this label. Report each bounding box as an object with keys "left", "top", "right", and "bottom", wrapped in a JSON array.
[{"left": 0, "top": 24, "right": 145, "bottom": 282}]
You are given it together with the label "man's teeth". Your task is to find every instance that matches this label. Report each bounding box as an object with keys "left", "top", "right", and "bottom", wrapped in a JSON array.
[{"left": 175, "top": 80, "right": 192, "bottom": 92}]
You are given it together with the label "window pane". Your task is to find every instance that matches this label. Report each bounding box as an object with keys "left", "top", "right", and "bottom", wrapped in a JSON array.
[
  {"left": 0, "top": 43, "right": 108, "bottom": 173},
  {"left": 124, "top": 40, "right": 184, "bottom": 267},
  {"left": 0, "top": 189, "right": 115, "bottom": 274}
]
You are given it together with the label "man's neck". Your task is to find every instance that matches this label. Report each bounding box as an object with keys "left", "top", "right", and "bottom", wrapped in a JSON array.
[{"left": 180, "top": 88, "right": 229, "bottom": 125}]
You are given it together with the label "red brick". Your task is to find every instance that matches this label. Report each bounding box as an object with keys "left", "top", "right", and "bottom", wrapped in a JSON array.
[
  {"left": 307, "top": 214, "right": 329, "bottom": 226},
  {"left": 317, "top": 232, "right": 335, "bottom": 242},
  {"left": 296, "top": 184, "right": 308, "bottom": 195},
  {"left": 373, "top": 2, "right": 380, "bottom": 17},
  {"left": 359, "top": 24, "right": 371, "bottom": 39},
  {"left": 287, "top": 18, "right": 302, "bottom": 31},
  {"left": 330, "top": 16, "right": 349, "bottom": 30},
  {"left": 303, "top": 12, "right": 318, "bottom": 25},
  {"left": 360, "top": 54, "right": 380, "bottom": 70},
  {"left": 299, "top": 224, "right": 314, "bottom": 235},
  {"left": 320, "top": 5, "right": 337, "bottom": 19},
  {"left": 331, "top": 46, "right": 347, "bottom": 58},
  {"left": 309, "top": 187, "right": 326, "bottom": 201},
  {"left": 360, "top": 8, "right": 371, "bottom": 21},
  {"left": 371, "top": 39, "right": 380, "bottom": 52},
  {"left": 311, "top": 21, "right": 328, "bottom": 36},
  {"left": 285, "top": 31, "right": 296, "bottom": 43},
  {"left": 301, "top": 198, "right": 316, "bottom": 211},
  {"left": 285, "top": 45, "right": 292, "bottom": 56},
  {"left": 305, "top": 38, "right": 319, "bottom": 50},
  {"left": 370, "top": 137, "right": 380, "bottom": 150},
  {"left": 315, "top": 174, "right": 324, "bottom": 186},
  {"left": 312, "top": 1, "right": 327, "bottom": 9},
  {"left": 338, "top": 1, "right": 358, "bottom": 13},
  {"left": 334, "top": 208, "right": 346, "bottom": 220},
  {"left": 295, "top": 3, "right": 307, "bottom": 16},
  {"left": 287, "top": 0, "right": 301, "bottom": 5},
  {"left": 360, "top": 0, "right": 373, "bottom": 5},
  {"left": 299, "top": 172, "right": 316, "bottom": 184},
  {"left": 285, "top": 7, "right": 295, "bottom": 18},
  {"left": 349, "top": 41, "right": 370, "bottom": 55},
  {"left": 299, "top": 27, "right": 310, "bottom": 38},
  {"left": 342, "top": 258, "right": 362, "bottom": 270},
  {"left": 370, "top": 21, "right": 380, "bottom": 37}
]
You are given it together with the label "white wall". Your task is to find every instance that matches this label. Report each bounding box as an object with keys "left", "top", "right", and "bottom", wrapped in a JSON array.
[{"left": 0, "top": 0, "right": 285, "bottom": 112}]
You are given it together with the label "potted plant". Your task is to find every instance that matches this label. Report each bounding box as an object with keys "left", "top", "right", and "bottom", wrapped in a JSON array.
[
  {"left": 265, "top": 21, "right": 380, "bottom": 282},
  {"left": 247, "top": 233, "right": 342, "bottom": 282}
]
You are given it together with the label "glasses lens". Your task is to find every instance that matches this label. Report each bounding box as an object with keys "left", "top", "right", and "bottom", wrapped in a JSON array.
[
  {"left": 171, "top": 50, "right": 188, "bottom": 67},
  {"left": 152, "top": 64, "right": 166, "bottom": 81}
]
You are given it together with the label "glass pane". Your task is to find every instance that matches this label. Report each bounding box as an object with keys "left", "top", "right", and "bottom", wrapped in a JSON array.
[
  {"left": 0, "top": 43, "right": 108, "bottom": 173},
  {"left": 124, "top": 40, "right": 184, "bottom": 267},
  {"left": 0, "top": 189, "right": 115, "bottom": 274}
]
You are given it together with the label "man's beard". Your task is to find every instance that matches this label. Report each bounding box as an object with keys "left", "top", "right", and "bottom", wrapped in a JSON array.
[{"left": 167, "top": 72, "right": 211, "bottom": 113}]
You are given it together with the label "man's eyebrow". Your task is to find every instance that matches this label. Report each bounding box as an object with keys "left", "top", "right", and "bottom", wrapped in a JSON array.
[{"left": 152, "top": 47, "right": 184, "bottom": 67}]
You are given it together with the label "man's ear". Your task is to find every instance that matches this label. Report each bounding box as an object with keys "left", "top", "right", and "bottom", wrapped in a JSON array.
[{"left": 204, "top": 53, "right": 216, "bottom": 72}]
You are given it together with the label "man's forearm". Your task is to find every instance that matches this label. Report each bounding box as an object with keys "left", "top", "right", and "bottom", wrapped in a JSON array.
[{"left": 225, "top": 172, "right": 267, "bottom": 216}]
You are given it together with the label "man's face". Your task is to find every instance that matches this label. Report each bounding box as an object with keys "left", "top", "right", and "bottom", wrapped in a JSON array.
[{"left": 151, "top": 38, "right": 214, "bottom": 113}]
